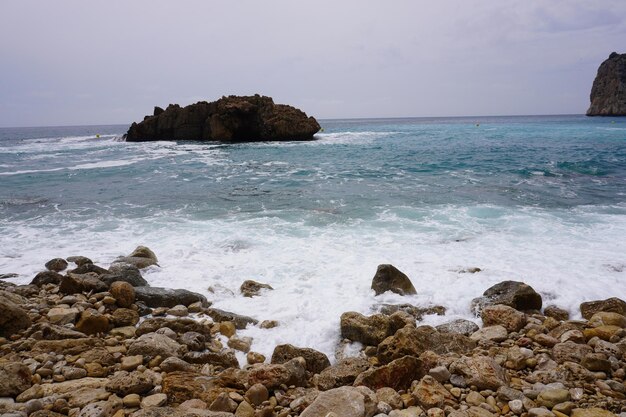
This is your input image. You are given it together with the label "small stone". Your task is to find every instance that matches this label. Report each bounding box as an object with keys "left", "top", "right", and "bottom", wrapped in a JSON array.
[
  {"left": 121, "top": 355, "right": 143, "bottom": 371},
  {"left": 247, "top": 351, "right": 266, "bottom": 365},
  {"left": 260, "top": 320, "right": 278, "bottom": 329},
  {"left": 235, "top": 400, "right": 255, "bottom": 417},
  {"left": 429, "top": 366, "right": 451, "bottom": 383},
  {"left": 228, "top": 335, "right": 252, "bottom": 353},
  {"left": 180, "top": 399, "right": 208, "bottom": 409},
  {"left": 509, "top": 399, "right": 524, "bottom": 415},
  {"left": 536, "top": 389, "right": 570, "bottom": 409},
  {"left": 109, "top": 281, "right": 135, "bottom": 308},
  {"left": 219, "top": 321, "right": 236, "bottom": 337},
  {"left": 123, "top": 394, "right": 141, "bottom": 408},
  {"left": 245, "top": 383, "right": 269, "bottom": 406},
  {"left": 141, "top": 393, "right": 167, "bottom": 408},
  {"left": 543, "top": 305, "right": 569, "bottom": 321},
  {"left": 167, "top": 305, "right": 188, "bottom": 317},
  {"left": 47, "top": 307, "right": 80, "bottom": 325}
]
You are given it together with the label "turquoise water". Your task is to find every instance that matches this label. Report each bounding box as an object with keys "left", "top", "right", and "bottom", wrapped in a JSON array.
[{"left": 1, "top": 115, "right": 625, "bottom": 358}]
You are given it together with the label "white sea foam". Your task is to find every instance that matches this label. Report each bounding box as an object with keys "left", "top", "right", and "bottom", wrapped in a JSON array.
[{"left": 1, "top": 203, "right": 625, "bottom": 362}]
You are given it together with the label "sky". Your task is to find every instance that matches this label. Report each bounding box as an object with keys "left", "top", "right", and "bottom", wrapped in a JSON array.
[{"left": 1, "top": 1, "right": 625, "bottom": 127}]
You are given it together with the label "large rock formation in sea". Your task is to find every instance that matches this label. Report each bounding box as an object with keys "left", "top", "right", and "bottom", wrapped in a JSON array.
[
  {"left": 125, "top": 95, "right": 321, "bottom": 142},
  {"left": 587, "top": 52, "right": 626, "bottom": 116}
]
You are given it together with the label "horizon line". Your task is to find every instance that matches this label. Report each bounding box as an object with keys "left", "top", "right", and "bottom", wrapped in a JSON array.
[{"left": 0, "top": 113, "right": 593, "bottom": 130}]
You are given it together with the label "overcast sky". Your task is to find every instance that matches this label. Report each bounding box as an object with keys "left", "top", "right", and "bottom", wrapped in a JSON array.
[{"left": 1, "top": 1, "right": 625, "bottom": 127}]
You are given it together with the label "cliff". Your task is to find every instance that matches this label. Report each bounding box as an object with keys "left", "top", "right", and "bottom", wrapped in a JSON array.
[
  {"left": 587, "top": 52, "right": 626, "bottom": 116},
  {"left": 125, "top": 95, "right": 321, "bottom": 142}
]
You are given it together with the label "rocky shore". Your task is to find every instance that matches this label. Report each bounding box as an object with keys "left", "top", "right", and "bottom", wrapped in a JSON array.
[{"left": 1, "top": 249, "right": 625, "bottom": 417}]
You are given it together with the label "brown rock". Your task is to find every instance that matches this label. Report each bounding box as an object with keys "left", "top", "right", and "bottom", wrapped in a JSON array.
[
  {"left": 110, "top": 281, "right": 136, "bottom": 308},
  {"left": 340, "top": 311, "right": 393, "bottom": 346},
  {"left": 315, "top": 357, "right": 371, "bottom": 391},
  {"left": 377, "top": 325, "right": 475, "bottom": 364},
  {"left": 30, "top": 270, "right": 64, "bottom": 286},
  {"left": 240, "top": 280, "right": 273, "bottom": 297},
  {"left": 300, "top": 386, "right": 375, "bottom": 417},
  {"left": 162, "top": 371, "right": 218, "bottom": 404},
  {"left": 128, "top": 332, "right": 184, "bottom": 359},
  {"left": 113, "top": 245, "right": 159, "bottom": 269},
  {"left": 271, "top": 343, "right": 331, "bottom": 374},
  {"left": 0, "top": 296, "right": 31, "bottom": 337},
  {"left": 136, "top": 317, "right": 212, "bottom": 336},
  {"left": 588, "top": 311, "right": 626, "bottom": 328},
  {"left": 208, "top": 392, "right": 237, "bottom": 412},
  {"left": 244, "top": 383, "right": 269, "bottom": 406},
  {"left": 206, "top": 307, "right": 258, "bottom": 329},
  {"left": 0, "top": 362, "right": 32, "bottom": 397},
  {"left": 106, "top": 371, "right": 155, "bottom": 396},
  {"left": 45, "top": 258, "right": 68, "bottom": 272},
  {"left": 449, "top": 355, "right": 508, "bottom": 390},
  {"left": 580, "top": 297, "right": 626, "bottom": 319},
  {"left": 59, "top": 273, "right": 108, "bottom": 294},
  {"left": 543, "top": 305, "right": 569, "bottom": 321},
  {"left": 412, "top": 375, "right": 455, "bottom": 410},
  {"left": 247, "top": 363, "right": 293, "bottom": 390},
  {"left": 481, "top": 304, "right": 526, "bottom": 332},
  {"left": 471, "top": 280, "right": 542, "bottom": 313},
  {"left": 371, "top": 264, "right": 417, "bottom": 296},
  {"left": 112, "top": 308, "right": 139, "bottom": 327},
  {"left": 571, "top": 408, "right": 618, "bottom": 417},
  {"left": 583, "top": 325, "right": 622, "bottom": 341},
  {"left": 75, "top": 309, "right": 110, "bottom": 335},
  {"left": 353, "top": 355, "right": 424, "bottom": 391},
  {"left": 183, "top": 350, "right": 239, "bottom": 369},
  {"left": 552, "top": 341, "right": 593, "bottom": 364}
]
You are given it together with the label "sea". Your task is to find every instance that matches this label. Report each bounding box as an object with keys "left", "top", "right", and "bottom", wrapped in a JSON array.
[{"left": 1, "top": 115, "right": 625, "bottom": 361}]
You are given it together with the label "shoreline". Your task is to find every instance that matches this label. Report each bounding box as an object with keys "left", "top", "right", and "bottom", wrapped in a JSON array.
[{"left": 1, "top": 247, "right": 626, "bottom": 417}]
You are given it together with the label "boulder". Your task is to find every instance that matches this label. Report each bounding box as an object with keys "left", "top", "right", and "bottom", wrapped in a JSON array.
[
  {"left": 248, "top": 358, "right": 306, "bottom": 389},
  {"left": 449, "top": 355, "right": 508, "bottom": 390},
  {"left": 75, "top": 309, "right": 110, "bottom": 335},
  {"left": 206, "top": 308, "right": 258, "bottom": 329},
  {"left": 436, "top": 319, "right": 479, "bottom": 336},
  {"left": 100, "top": 264, "right": 148, "bottom": 287},
  {"left": 45, "top": 258, "right": 68, "bottom": 272},
  {"left": 134, "top": 286, "right": 208, "bottom": 308},
  {"left": 471, "top": 280, "right": 542, "bottom": 313},
  {"left": 128, "top": 332, "right": 185, "bottom": 359},
  {"left": 377, "top": 326, "right": 476, "bottom": 364},
  {"left": 125, "top": 95, "right": 321, "bottom": 142},
  {"left": 586, "top": 52, "right": 626, "bottom": 116},
  {"left": 0, "top": 296, "right": 31, "bottom": 337},
  {"left": 240, "top": 280, "right": 273, "bottom": 297},
  {"left": 552, "top": 341, "right": 593, "bottom": 364},
  {"left": 106, "top": 371, "right": 155, "bottom": 396},
  {"left": 481, "top": 305, "right": 526, "bottom": 332},
  {"left": 315, "top": 357, "right": 371, "bottom": 391},
  {"left": 353, "top": 355, "right": 424, "bottom": 391},
  {"left": 112, "top": 308, "right": 140, "bottom": 327},
  {"left": 470, "top": 325, "right": 508, "bottom": 343},
  {"left": 371, "top": 264, "right": 417, "bottom": 296},
  {"left": 412, "top": 375, "right": 456, "bottom": 410},
  {"left": 0, "top": 362, "right": 32, "bottom": 397},
  {"left": 580, "top": 297, "right": 626, "bottom": 319},
  {"left": 110, "top": 281, "right": 136, "bottom": 308},
  {"left": 47, "top": 307, "right": 79, "bottom": 325},
  {"left": 271, "top": 344, "right": 331, "bottom": 374},
  {"left": 59, "top": 273, "right": 107, "bottom": 295},
  {"left": 543, "top": 305, "right": 569, "bottom": 321},
  {"left": 340, "top": 311, "right": 394, "bottom": 346},
  {"left": 300, "top": 386, "right": 376, "bottom": 417},
  {"left": 30, "top": 271, "right": 64, "bottom": 286},
  {"left": 67, "top": 255, "right": 93, "bottom": 266},
  {"left": 112, "top": 245, "right": 159, "bottom": 269}
]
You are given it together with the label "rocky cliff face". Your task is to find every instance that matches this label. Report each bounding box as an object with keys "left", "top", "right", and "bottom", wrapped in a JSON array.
[
  {"left": 587, "top": 52, "right": 626, "bottom": 116},
  {"left": 125, "top": 95, "right": 321, "bottom": 142}
]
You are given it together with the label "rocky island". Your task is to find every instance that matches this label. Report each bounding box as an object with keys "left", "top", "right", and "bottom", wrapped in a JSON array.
[
  {"left": 587, "top": 52, "right": 626, "bottom": 116},
  {"left": 1, "top": 248, "right": 626, "bottom": 417},
  {"left": 124, "top": 95, "right": 321, "bottom": 142}
]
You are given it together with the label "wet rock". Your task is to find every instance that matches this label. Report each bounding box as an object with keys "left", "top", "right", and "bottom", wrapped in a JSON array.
[
  {"left": 59, "top": 273, "right": 107, "bottom": 295},
  {"left": 134, "top": 287, "right": 208, "bottom": 308},
  {"left": 206, "top": 308, "right": 258, "bottom": 329},
  {"left": 67, "top": 255, "right": 93, "bottom": 266},
  {"left": 371, "top": 264, "right": 417, "bottom": 296},
  {"left": 45, "top": 258, "right": 68, "bottom": 272},
  {"left": 300, "top": 386, "right": 376, "bottom": 417},
  {"left": 271, "top": 344, "right": 331, "bottom": 374},
  {"left": 69, "top": 262, "right": 109, "bottom": 275},
  {"left": 100, "top": 264, "right": 148, "bottom": 287},
  {"left": 580, "top": 297, "right": 626, "bottom": 319},
  {"left": 30, "top": 271, "right": 64, "bottom": 286},
  {"left": 240, "top": 280, "right": 273, "bottom": 297},
  {"left": 481, "top": 305, "right": 526, "bottom": 332},
  {"left": 0, "top": 296, "right": 31, "bottom": 337},
  {"left": 378, "top": 304, "right": 446, "bottom": 321},
  {"left": 109, "top": 281, "right": 135, "bottom": 308},
  {"left": 106, "top": 371, "right": 155, "bottom": 395},
  {"left": 377, "top": 326, "right": 475, "bottom": 364},
  {"left": 75, "top": 309, "right": 110, "bottom": 335},
  {"left": 471, "top": 281, "right": 542, "bottom": 313},
  {"left": 128, "top": 332, "right": 185, "bottom": 359},
  {"left": 436, "top": 319, "right": 479, "bottom": 336},
  {"left": 341, "top": 311, "right": 393, "bottom": 346},
  {"left": 136, "top": 317, "right": 212, "bottom": 336},
  {"left": 354, "top": 355, "right": 425, "bottom": 391},
  {"left": 183, "top": 350, "right": 239, "bottom": 369},
  {"left": 413, "top": 375, "right": 455, "bottom": 410},
  {"left": 0, "top": 362, "right": 32, "bottom": 397},
  {"left": 112, "top": 245, "right": 159, "bottom": 269},
  {"left": 449, "top": 355, "right": 508, "bottom": 390},
  {"left": 543, "top": 305, "right": 569, "bottom": 321},
  {"left": 316, "top": 357, "right": 371, "bottom": 391}
]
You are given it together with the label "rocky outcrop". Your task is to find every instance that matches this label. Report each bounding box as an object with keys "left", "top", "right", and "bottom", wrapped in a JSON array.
[
  {"left": 587, "top": 52, "right": 626, "bottom": 116},
  {"left": 371, "top": 264, "right": 417, "bottom": 296},
  {"left": 125, "top": 95, "right": 321, "bottom": 142}
]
